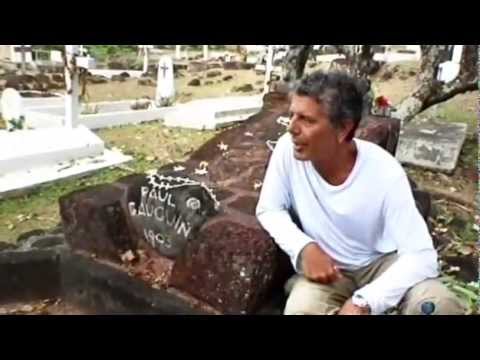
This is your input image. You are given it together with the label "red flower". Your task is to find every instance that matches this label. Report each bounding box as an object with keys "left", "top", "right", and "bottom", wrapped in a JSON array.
[{"left": 375, "top": 96, "right": 391, "bottom": 108}]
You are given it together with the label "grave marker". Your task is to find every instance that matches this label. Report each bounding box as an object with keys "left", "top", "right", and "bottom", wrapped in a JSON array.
[
  {"left": 155, "top": 56, "right": 175, "bottom": 107},
  {"left": 1, "top": 88, "right": 23, "bottom": 129},
  {"left": 127, "top": 172, "right": 219, "bottom": 258},
  {"left": 395, "top": 120, "right": 468, "bottom": 173}
]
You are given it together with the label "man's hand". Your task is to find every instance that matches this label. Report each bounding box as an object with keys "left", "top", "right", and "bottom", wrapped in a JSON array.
[
  {"left": 301, "top": 243, "right": 343, "bottom": 284},
  {"left": 338, "top": 298, "right": 371, "bottom": 315}
]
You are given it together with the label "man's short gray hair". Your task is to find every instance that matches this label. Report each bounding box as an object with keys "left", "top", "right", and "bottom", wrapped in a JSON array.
[{"left": 292, "top": 71, "right": 366, "bottom": 140}]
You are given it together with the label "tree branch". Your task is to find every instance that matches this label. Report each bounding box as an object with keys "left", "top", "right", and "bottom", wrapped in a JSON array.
[{"left": 422, "top": 81, "right": 478, "bottom": 111}]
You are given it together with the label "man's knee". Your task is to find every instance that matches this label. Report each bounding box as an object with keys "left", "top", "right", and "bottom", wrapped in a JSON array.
[
  {"left": 284, "top": 295, "right": 340, "bottom": 315},
  {"left": 400, "top": 279, "right": 467, "bottom": 315},
  {"left": 283, "top": 275, "right": 350, "bottom": 315}
]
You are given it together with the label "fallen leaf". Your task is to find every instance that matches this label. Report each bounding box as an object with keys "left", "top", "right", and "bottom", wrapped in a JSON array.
[
  {"left": 121, "top": 250, "right": 136, "bottom": 263},
  {"left": 244, "top": 132, "right": 254, "bottom": 137},
  {"left": 217, "top": 142, "right": 229, "bottom": 152},
  {"left": 173, "top": 165, "right": 186, "bottom": 172},
  {"left": 137, "top": 250, "right": 147, "bottom": 261},
  {"left": 7, "top": 224, "right": 15, "bottom": 230},
  {"left": 146, "top": 156, "right": 156, "bottom": 162},
  {"left": 194, "top": 168, "right": 208, "bottom": 176},
  {"left": 449, "top": 187, "right": 457, "bottom": 193},
  {"left": 447, "top": 266, "right": 460, "bottom": 273}
]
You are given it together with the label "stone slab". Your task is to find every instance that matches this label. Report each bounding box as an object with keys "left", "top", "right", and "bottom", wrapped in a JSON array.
[
  {"left": 0, "top": 148, "right": 131, "bottom": 199},
  {"left": 396, "top": 120, "right": 468, "bottom": 173},
  {"left": 0, "top": 125, "right": 104, "bottom": 175},
  {"left": 163, "top": 95, "right": 263, "bottom": 130},
  {"left": 24, "top": 100, "right": 173, "bottom": 130}
]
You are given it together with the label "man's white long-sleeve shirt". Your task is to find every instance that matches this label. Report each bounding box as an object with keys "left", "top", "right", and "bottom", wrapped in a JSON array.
[{"left": 256, "top": 133, "right": 439, "bottom": 314}]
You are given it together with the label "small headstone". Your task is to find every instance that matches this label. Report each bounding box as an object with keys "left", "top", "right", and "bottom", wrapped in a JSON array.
[
  {"left": 87, "top": 74, "right": 108, "bottom": 84},
  {"left": 111, "top": 74, "right": 126, "bottom": 82},
  {"left": 155, "top": 56, "right": 175, "bottom": 107},
  {"left": 138, "top": 78, "right": 156, "bottom": 87},
  {"left": 206, "top": 70, "right": 222, "bottom": 78},
  {"left": 1, "top": 88, "right": 23, "bottom": 128},
  {"left": 188, "top": 62, "right": 208, "bottom": 73},
  {"left": 395, "top": 120, "right": 468, "bottom": 173},
  {"left": 207, "top": 63, "right": 222, "bottom": 70},
  {"left": 188, "top": 78, "right": 201, "bottom": 87},
  {"left": 232, "top": 84, "right": 254, "bottom": 93}
]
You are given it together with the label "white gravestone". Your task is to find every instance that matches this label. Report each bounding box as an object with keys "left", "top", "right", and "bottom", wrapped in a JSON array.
[
  {"left": 1, "top": 88, "right": 23, "bottom": 130},
  {"left": 203, "top": 45, "right": 209, "bottom": 61},
  {"left": 156, "top": 56, "right": 175, "bottom": 107},
  {"left": 50, "top": 50, "right": 63, "bottom": 63}
]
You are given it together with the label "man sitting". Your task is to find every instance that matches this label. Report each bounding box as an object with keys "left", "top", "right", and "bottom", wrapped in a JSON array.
[{"left": 256, "top": 71, "right": 465, "bottom": 315}]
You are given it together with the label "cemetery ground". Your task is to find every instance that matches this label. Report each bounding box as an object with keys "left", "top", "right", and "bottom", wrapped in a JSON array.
[{"left": 0, "top": 61, "right": 478, "bottom": 314}]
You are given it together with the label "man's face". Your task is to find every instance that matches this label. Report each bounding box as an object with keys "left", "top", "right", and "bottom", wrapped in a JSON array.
[{"left": 288, "top": 94, "right": 345, "bottom": 163}]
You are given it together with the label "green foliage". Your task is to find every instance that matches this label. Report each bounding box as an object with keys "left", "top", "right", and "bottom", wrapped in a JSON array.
[{"left": 85, "top": 45, "right": 137, "bottom": 62}]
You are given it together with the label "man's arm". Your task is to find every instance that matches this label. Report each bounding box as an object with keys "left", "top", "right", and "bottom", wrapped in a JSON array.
[
  {"left": 352, "top": 173, "right": 439, "bottom": 315},
  {"left": 256, "top": 137, "right": 315, "bottom": 271},
  {"left": 256, "top": 137, "right": 342, "bottom": 283}
]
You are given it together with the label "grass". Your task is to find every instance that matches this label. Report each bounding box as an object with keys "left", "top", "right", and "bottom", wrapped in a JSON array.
[{"left": 0, "top": 122, "right": 217, "bottom": 242}]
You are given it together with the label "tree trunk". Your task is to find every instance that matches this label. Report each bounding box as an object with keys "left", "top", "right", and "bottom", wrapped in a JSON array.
[
  {"left": 282, "top": 45, "right": 312, "bottom": 82},
  {"left": 392, "top": 45, "right": 478, "bottom": 124},
  {"left": 333, "top": 45, "right": 379, "bottom": 78}
]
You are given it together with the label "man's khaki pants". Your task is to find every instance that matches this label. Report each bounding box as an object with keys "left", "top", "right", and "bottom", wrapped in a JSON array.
[{"left": 284, "top": 253, "right": 467, "bottom": 315}]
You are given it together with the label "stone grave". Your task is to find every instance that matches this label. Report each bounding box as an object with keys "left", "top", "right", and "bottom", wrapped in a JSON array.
[
  {"left": 0, "top": 125, "right": 131, "bottom": 199},
  {"left": 88, "top": 69, "right": 143, "bottom": 79},
  {"left": 0, "top": 88, "right": 64, "bottom": 128},
  {"left": 395, "top": 120, "right": 468, "bottom": 173},
  {"left": 23, "top": 99, "right": 171, "bottom": 130},
  {"left": 22, "top": 94, "right": 264, "bottom": 131},
  {"left": 163, "top": 95, "right": 263, "bottom": 130},
  {"left": 55, "top": 90, "right": 435, "bottom": 314}
]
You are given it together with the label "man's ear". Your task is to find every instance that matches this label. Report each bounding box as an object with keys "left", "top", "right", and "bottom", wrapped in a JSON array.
[{"left": 337, "top": 120, "right": 356, "bottom": 143}]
